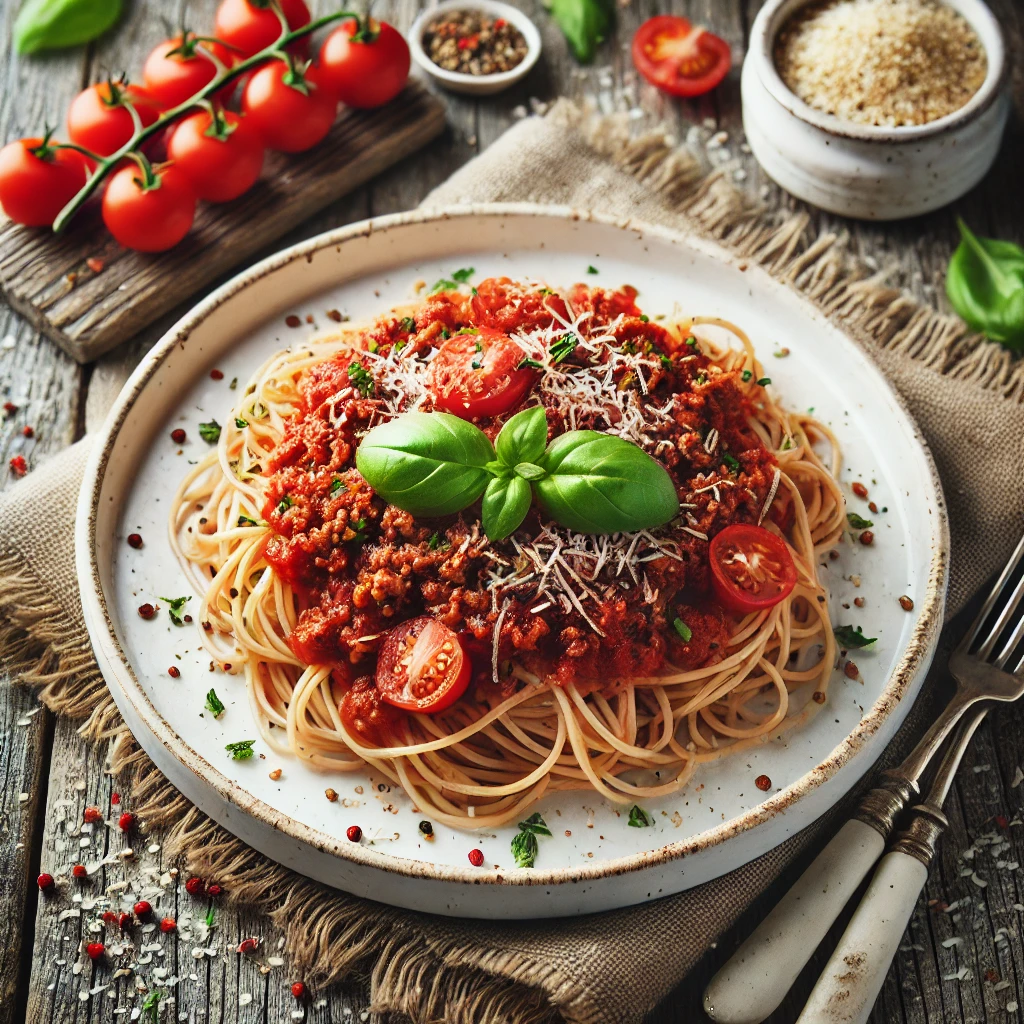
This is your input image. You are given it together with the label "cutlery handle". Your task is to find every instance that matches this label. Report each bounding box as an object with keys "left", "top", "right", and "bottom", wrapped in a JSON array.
[
  {"left": 704, "top": 771, "right": 916, "bottom": 1024},
  {"left": 795, "top": 846, "right": 930, "bottom": 1024}
]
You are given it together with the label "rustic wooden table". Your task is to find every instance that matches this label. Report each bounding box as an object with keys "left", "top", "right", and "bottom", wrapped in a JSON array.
[{"left": 1, "top": 0, "right": 1022, "bottom": 1020}]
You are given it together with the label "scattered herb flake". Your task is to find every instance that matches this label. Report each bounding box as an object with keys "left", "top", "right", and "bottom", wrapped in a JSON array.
[
  {"left": 722, "top": 452, "right": 741, "bottom": 473},
  {"left": 205, "top": 905, "right": 216, "bottom": 927},
  {"left": 511, "top": 829, "right": 539, "bottom": 868},
  {"left": 518, "top": 357, "right": 545, "bottom": 370},
  {"left": 400, "top": 316, "right": 416, "bottom": 332},
  {"left": 741, "top": 369, "right": 753, "bottom": 382},
  {"left": 205, "top": 689, "right": 226, "bottom": 719},
  {"left": 229, "top": 377, "right": 238, "bottom": 390},
  {"left": 347, "top": 362, "right": 374, "bottom": 397},
  {"left": 235, "top": 418, "right": 248, "bottom": 429},
  {"left": 277, "top": 494, "right": 293, "bottom": 514},
  {"left": 847, "top": 512, "right": 874, "bottom": 529},
  {"left": 756, "top": 377, "right": 771, "bottom": 387},
  {"left": 628, "top": 805, "right": 655, "bottom": 828},
  {"left": 198, "top": 420, "right": 221, "bottom": 444},
  {"left": 834, "top": 625, "right": 877, "bottom": 649},
  {"left": 160, "top": 595, "right": 190, "bottom": 626},
  {"left": 551, "top": 334, "right": 576, "bottom": 363},
  {"left": 451, "top": 267, "right": 474, "bottom": 282},
  {"left": 428, "top": 531, "right": 441, "bottom": 550},
  {"left": 586, "top": 265, "right": 599, "bottom": 274},
  {"left": 517, "top": 812, "right": 552, "bottom": 836},
  {"left": 672, "top": 618, "right": 692, "bottom": 642},
  {"left": 225, "top": 739, "right": 256, "bottom": 760},
  {"left": 237, "top": 514, "right": 259, "bottom": 527},
  {"left": 330, "top": 478, "right": 344, "bottom": 496}
]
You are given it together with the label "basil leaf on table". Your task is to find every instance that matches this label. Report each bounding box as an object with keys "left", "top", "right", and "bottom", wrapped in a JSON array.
[
  {"left": 14, "top": 0, "right": 123, "bottom": 54},
  {"left": 534, "top": 430, "right": 679, "bottom": 534},
  {"left": 355, "top": 411, "right": 495, "bottom": 516},
  {"left": 482, "top": 474, "right": 532, "bottom": 541},
  {"left": 549, "top": 0, "right": 614, "bottom": 62},
  {"left": 946, "top": 219, "right": 1024, "bottom": 351}
]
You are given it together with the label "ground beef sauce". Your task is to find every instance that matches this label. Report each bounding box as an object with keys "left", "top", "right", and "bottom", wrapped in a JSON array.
[{"left": 262, "top": 279, "right": 776, "bottom": 713}]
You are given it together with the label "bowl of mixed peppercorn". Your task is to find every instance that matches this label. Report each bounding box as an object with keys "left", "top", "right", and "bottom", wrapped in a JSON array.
[{"left": 409, "top": 0, "right": 541, "bottom": 95}]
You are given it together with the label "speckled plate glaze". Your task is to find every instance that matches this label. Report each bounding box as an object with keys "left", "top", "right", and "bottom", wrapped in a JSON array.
[{"left": 77, "top": 205, "right": 948, "bottom": 919}]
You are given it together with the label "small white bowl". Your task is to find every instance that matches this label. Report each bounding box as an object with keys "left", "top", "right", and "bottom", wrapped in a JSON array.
[
  {"left": 742, "top": 0, "right": 1010, "bottom": 220},
  {"left": 409, "top": 0, "right": 541, "bottom": 96}
]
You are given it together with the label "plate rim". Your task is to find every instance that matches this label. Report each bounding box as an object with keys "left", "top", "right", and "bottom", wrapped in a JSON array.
[{"left": 76, "top": 202, "right": 949, "bottom": 889}]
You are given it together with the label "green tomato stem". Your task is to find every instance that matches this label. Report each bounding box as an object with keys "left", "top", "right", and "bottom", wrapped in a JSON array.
[{"left": 51, "top": 8, "right": 358, "bottom": 234}]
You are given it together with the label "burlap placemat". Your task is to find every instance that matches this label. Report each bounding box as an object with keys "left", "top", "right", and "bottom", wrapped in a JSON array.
[{"left": 3, "top": 100, "right": 1024, "bottom": 1024}]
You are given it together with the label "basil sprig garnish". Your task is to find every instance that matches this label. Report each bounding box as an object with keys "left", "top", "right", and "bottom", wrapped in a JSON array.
[
  {"left": 14, "top": 0, "right": 123, "bottom": 54},
  {"left": 355, "top": 407, "right": 679, "bottom": 541}
]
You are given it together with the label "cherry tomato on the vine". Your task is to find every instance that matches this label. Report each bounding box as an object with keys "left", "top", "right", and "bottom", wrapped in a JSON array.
[
  {"left": 101, "top": 163, "right": 196, "bottom": 252},
  {"left": 0, "top": 136, "right": 88, "bottom": 227},
  {"left": 214, "top": 0, "right": 311, "bottom": 59},
  {"left": 318, "top": 18, "right": 410, "bottom": 109},
  {"left": 67, "top": 80, "right": 164, "bottom": 160},
  {"left": 708, "top": 523, "right": 797, "bottom": 615},
  {"left": 631, "top": 16, "right": 732, "bottom": 98},
  {"left": 167, "top": 109, "right": 264, "bottom": 202},
  {"left": 241, "top": 61, "right": 337, "bottom": 153},
  {"left": 375, "top": 617, "right": 470, "bottom": 714},
  {"left": 144, "top": 33, "right": 235, "bottom": 109}
]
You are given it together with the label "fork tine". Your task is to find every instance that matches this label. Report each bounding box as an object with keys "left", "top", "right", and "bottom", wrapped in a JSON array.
[
  {"left": 959, "top": 532, "right": 1024, "bottom": 656},
  {"left": 979, "top": 564, "right": 1024, "bottom": 662},
  {"left": 996, "top": 610, "right": 1024, "bottom": 671}
]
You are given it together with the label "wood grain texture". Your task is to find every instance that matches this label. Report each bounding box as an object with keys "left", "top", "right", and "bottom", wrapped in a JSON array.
[
  {"left": 0, "top": 80, "right": 446, "bottom": 365},
  {"left": 2, "top": 0, "right": 1024, "bottom": 1020}
]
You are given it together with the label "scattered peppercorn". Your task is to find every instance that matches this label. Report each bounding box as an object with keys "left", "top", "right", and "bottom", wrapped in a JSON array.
[
  {"left": 844, "top": 661, "right": 860, "bottom": 679},
  {"left": 851, "top": 482, "right": 869, "bottom": 498},
  {"left": 72, "top": 864, "right": 87, "bottom": 879},
  {"left": 468, "top": 848, "right": 485, "bottom": 866},
  {"left": 291, "top": 981, "right": 307, "bottom": 999},
  {"left": 85, "top": 941, "right": 105, "bottom": 961},
  {"left": 138, "top": 603, "right": 156, "bottom": 620},
  {"left": 133, "top": 899, "right": 152, "bottom": 918},
  {"left": 325, "top": 788, "right": 338, "bottom": 802},
  {"left": 21, "top": 425, "right": 33, "bottom": 438},
  {"left": 170, "top": 427, "right": 186, "bottom": 444},
  {"left": 210, "top": 369, "right": 224, "bottom": 380},
  {"left": 285, "top": 314, "right": 302, "bottom": 328},
  {"left": 238, "top": 937, "right": 259, "bottom": 954},
  {"left": 168, "top": 666, "right": 180, "bottom": 678},
  {"left": 9, "top": 455, "right": 27, "bottom": 477},
  {"left": 868, "top": 501, "right": 878, "bottom": 514},
  {"left": 418, "top": 820, "right": 433, "bottom": 836},
  {"left": 899, "top": 595, "right": 914, "bottom": 611},
  {"left": 996, "top": 814, "right": 1009, "bottom": 829},
  {"left": 83, "top": 806, "right": 103, "bottom": 824},
  {"left": 859, "top": 530, "right": 874, "bottom": 546},
  {"left": 206, "top": 882, "right": 223, "bottom": 897},
  {"left": 2, "top": 401, "right": 17, "bottom": 416},
  {"left": 160, "top": 917, "right": 177, "bottom": 932},
  {"left": 754, "top": 774, "right": 771, "bottom": 791},
  {"left": 117, "top": 912, "right": 132, "bottom": 930},
  {"left": 118, "top": 812, "right": 135, "bottom": 831},
  {"left": 111, "top": 792, "right": 120, "bottom": 804},
  {"left": 37, "top": 873, "right": 54, "bottom": 891},
  {"left": 812, "top": 691, "right": 826, "bottom": 704},
  {"left": 346, "top": 825, "right": 362, "bottom": 842},
  {"left": 325, "top": 309, "right": 343, "bottom": 322},
  {"left": 86, "top": 256, "right": 105, "bottom": 273},
  {"left": 185, "top": 875, "right": 205, "bottom": 896},
  {"left": 127, "top": 533, "right": 143, "bottom": 548},
  {"left": 854, "top": 596, "right": 865, "bottom": 608},
  {"left": 101, "top": 910, "right": 118, "bottom": 925},
  {"left": 424, "top": 9, "right": 528, "bottom": 75}
]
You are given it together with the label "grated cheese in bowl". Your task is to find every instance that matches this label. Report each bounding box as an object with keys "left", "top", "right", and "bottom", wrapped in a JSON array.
[{"left": 774, "top": 0, "right": 988, "bottom": 127}]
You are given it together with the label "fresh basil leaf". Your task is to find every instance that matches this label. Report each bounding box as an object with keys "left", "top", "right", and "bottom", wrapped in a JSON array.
[
  {"left": 834, "top": 625, "right": 877, "bottom": 649},
  {"left": 205, "top": 689, "right": 225, "bottom": 718},
  {"left": 511, "top": 828, "right": 539, "bottom": 868},
  {"left": 225, "top": 739, "right": 256, "bottom": 760},
  {"left": 481, "top": 474, "right": 532, "bottom": 541},
  {"left": 947, "top": 219, "right": 1024, "bottom": 350},
  {"left": 14, "top": 0, "right": 122, "bottom": 53},
  {"left": 628, "top": 805, "right": 654, "bottom": 828},
  {"left": 198, "top": 420, "right": 221, "bottom": 444},
  {"left": 356, "top": 412, "right": 494, "bottom": 517},
  {"left": 495, "top": 405, "right": 548, "bottom": 467},
  {"left": 517, "top": 812, "right": 552, "bottom": 836},
  {"left": 550, "top": 0, "right": 613, "bottom": 62},
  {"left": 159, "top": 595, "right": 190, "bottom": 626},
  {"left": 514, "top": 462, "right": 547, "bottom": 481},
  {"left": 847, "top": 512, "right": 874, "bottom": 529},
  {"left": 534, "top": 431, "right": 678, "bottom": 534},
  {"left": 451, "top": 267, "right": 475, "bottom": 282}
]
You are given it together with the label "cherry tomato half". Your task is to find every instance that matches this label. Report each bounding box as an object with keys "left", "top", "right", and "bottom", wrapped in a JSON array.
[
  {"left": 101, "top": 163, "right": 196, "bottom": 252},
  {"left": 241, "top": 61, "right": 337, "bottom": 153},
  {"left": 318, "top": 18, "right": 410, "bottom": 109},
  {"left": 375, "top": 617, "right": 470, "bottom": 714},
  {"left": 214, "top": 0, "right": 311, "bottom": 59},
  {"left": 0, "top": 138, "right": 88, "bottom": 227},
  {"left": 143, "top": 34, "right": 234, "bottom": 109},
  {"left": 167, "top": 109, "right": 265, "bottom": 202},
  {"left": 709, "top": 523, "right": 797, "bottom": 615},
  {"left": 632, "top": 16, "right": 732, "bottom": 98},
  {"left": 67, "top": 81, "right": 164, "bottom": 159},
  {"left": 427, "top": 328, "right": 535, "bottom": 420}
]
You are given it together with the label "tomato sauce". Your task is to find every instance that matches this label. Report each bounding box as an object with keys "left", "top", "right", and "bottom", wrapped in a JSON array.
[{"left": 260, "top": 279, "right": 779, "bottom": 699}]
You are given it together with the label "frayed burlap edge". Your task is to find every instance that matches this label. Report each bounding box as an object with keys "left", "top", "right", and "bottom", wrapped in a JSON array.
[{"left": 3, "top": 101, "right": 1021, "bottom": 1024}]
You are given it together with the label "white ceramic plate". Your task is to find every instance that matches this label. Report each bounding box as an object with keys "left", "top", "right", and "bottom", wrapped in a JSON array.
[{"left": 77, "top": 206, "right": 948, "bottom": 919}]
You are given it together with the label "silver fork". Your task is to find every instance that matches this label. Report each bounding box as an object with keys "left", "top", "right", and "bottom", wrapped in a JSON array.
[{"left": 704, "top": 532, "right": 1024, "bottom": 1024}]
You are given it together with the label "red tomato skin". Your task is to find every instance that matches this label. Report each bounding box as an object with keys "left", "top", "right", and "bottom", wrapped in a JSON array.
[
  {"left": 375, "top": 617, "right": 471, "bottom": 714},
  {"left": 167, "top": 111, "right": 265, "bottom": 202},
  {"left": 242, "top": 62, "right": 337, "bottom": 153},
  {"left": 101, "top": 165, "right": 196, "bottom": 252},
  {"left": 0, "top": 139, "right": 87, "bottom": 227},
  {"left": 67, "top": 83, "right": 163, "bottom": 159},
  {"left": 143, "top": 37, "right": 234, "bottom": 109},
  {"left": 428, "top": 328, "right": 535, "bottom": 420},
  {"left": 214, "top": 0, "right": 311, "bottom": 59},
  {"left": 318, "top": 20, "right": 410, "bottom": 109},
  {"left": 632, "top": 16, "right": 732, "bottom": 98},
  {"left": 708, "top": 523, "right": 797, "bottom": 615}
]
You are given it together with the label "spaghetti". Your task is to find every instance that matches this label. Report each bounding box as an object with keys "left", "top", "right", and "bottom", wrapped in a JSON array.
[{"left": 170, "top": 277, "right": 846, "bottom": 830}]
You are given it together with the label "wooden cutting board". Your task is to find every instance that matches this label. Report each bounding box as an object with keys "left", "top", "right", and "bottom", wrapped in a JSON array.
[{"left": 0, "top": 81, "right": 445, "bottom": 364}]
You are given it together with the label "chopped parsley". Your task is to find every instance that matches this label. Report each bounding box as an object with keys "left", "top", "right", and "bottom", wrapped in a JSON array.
[
  {"left": 160, "top": 595, "right": 190, "bottom": 626},
  {"left": 518, "top": 357, "right": 545, "bottom": 370},
  {"left": 400, "top": 316, "right": 416, "bottom": 332},
  {"left": 428, "top": 532, "right": 441, "bottom": 550},
  {"left": 628, "top": 805, "right": 654, "bottom": 828},
  {"left": 685, "top": 337, "right": 698, "bottom": 348},
  {"left": 672, "top": 617, "right": 692, "bottom": 643},
  {"left": 330, "top": 478, "right": 344, "bottom": 495},
  {"left": 511, "top": 812, "right": 551, "bottom": 868},
  {"left": 474, "top": 339, "right": 484, "bottom": 351},
  {"left": 277, "top": 494, "right": 293, "bottom": 514},
  {"left": 234, "top": 417, "right": 248, "bottom": 429},
  {"left": 457, "top": 326, "right": 480, "bottom": 335},
  {"left": 452, "top": 267, "right": 474, "bottom": 282},
  {"left": 756, "top": 377, "right": 771, "bottom": 387},
  {"left": 347, "top": 362, "right": 374, "bottom": 397},
  {"left": 659, "top": 354, "right": 672, "bottom": 369},
  {"left": 722, "top": 452, "right": 741, "bottom": 473},
  {"left": 639, "top": 314, "right": 649, "bottom": 323},
  {"left": 237, "top": 514, "right": 259, "bottom": 527},
  {"left": 847, "top": 512, "right": 874, "bottom": 530},
  {"left": 695, "top": 373, "right": 707, "bottom": 385},
  {"left": 205, "top": 905, "right": 216, "bottom": 926},
  {"left": 551, "top": 334, "right": 577, "bottom": 363},
  {"left": 439, "top": 327, "right": 450, "bottom": 340},
  {"left": 586, "top": 265, "right": 599, "bottom": 274},
  {"left": 833, "top": 625, "right": 877, "bottom": 649},
  {"left": 225, "top": 739, "right": 256, "bottom": 760},
  {"left": 431, "top": 267, "right": 475, "bottom": 292},
  {"left": 142, "top": 990, "right": 164, "bottom": 1024},
  {"left": 367, "top": 340, "right": 378, "bottom": 354},
  {"left": 229, "top": 377, "right": 238, "bottom": 390},
  {"left": 205, "top": 689, "right": 226, "bottom": 718},
  {"left": 350, "top": 517, "right": 368, "bottom": 544},
  {"left": 251, "top": 401, "right": 268, "bottom": 420},
  {"left": 198, "top": 420, "right": 221, "bottom": 444},
  {"left": 741, "top": 369, "right": 753, "bottom": 382}
]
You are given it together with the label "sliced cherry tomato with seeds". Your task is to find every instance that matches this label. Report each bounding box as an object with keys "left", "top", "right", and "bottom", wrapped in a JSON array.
[
  {"left": 632, "top": 16, "right": 732, "bottom": 98},
  {"left": 167, "top": 109, "right": 265, "bottom": 202},
  {"left": 427, "top": 327, "right": 535, "bottom": 420},
  {"left": 0, "top": 136, "right": 87, "bottom": 227},
  {"left": 375, "top": 617, "right": 470, "bottom": 714},
  {"left": 709, "top": 523, "right": 797, "bottom": 614}
]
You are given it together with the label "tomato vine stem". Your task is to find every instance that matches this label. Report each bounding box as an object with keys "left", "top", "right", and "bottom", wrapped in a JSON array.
[{"left": 51, "top": 7, "right": 358, "bottom": 234}]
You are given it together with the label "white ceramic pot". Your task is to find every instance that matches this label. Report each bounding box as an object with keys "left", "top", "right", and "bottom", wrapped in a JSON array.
[
  {"left": 409, "top": 0, "right": 541, "bottom": 96},
  {"left": 742, "top": 0, "right": 1010, "bottom": 220}
]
